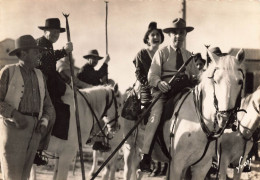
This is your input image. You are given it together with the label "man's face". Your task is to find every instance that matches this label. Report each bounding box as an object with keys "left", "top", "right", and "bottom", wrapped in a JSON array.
[
  {"left": 44, "top": 29, "right": 60, "bottom": 43},
  {"left": 87, "top": 57, "right": 99, "bottom": 67},
  {"left": 169, "top": 29, "right": 187, "bottom": 48},
  {"left": 23, "top": 49, "right": 41, "bottom": 68}
]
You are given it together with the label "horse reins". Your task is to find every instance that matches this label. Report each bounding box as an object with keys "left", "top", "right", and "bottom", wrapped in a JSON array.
[{"left": 78, "top": 88, "right": 119, "bottom": 140}]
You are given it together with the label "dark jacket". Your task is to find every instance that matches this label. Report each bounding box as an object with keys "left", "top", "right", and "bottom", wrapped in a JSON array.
[
  {"left": 36, "top": 36, "right": 67, "bottom": 102},
  {"left": 77, "top": 63, "right": 108, "bottom": 86},
  {"left": 133, "top": 49, "right": 152, "bottom": 85}
]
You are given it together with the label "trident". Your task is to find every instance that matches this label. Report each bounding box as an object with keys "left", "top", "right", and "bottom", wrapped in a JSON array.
[{"left": 62, "top": 13, "right": 86, "bottom": 180}]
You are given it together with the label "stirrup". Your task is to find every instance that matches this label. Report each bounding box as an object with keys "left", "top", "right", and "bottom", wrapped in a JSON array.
[{"left": 34, "top": 151, "right": 48, "bottom": 166}]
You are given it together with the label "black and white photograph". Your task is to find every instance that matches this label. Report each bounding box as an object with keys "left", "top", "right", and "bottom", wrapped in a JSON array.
[{"left": 0, "top": 0, "right": 260, "bottom": 179}]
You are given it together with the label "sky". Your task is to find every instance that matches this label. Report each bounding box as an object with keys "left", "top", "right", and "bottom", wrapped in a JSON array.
[{"left": 0, "top": 0, "right": 260, "bottom": 92}]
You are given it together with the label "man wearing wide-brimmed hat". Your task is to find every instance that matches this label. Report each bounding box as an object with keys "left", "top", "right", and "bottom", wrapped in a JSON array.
[
  {"left": 77, "top": 49, "right": 110, "bottom": 86},
  {"left": 0, "top": 35, "right": 55, "bottom": 179},
  {"left": 139, "top": 18, "right": 199, "bottom": 172},
  {"left": 35, "top": 18, "right": 73, "bottom": 164},
  {"left": 77, "top": 49, "right": 111, "bottom": 151}
]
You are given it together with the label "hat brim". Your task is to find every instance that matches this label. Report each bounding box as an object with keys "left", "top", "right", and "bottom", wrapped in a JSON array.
[
  {"left": 163, "top": 27, "right": 194, "bottom": 33},
  {"left": 83, "top": 54, "right": 103, "bottom": 60},
  {"left": 9, "top": 46, "right": 47, "bottom": 56},
  {"left": 38, "top": 26, "right": 66, "bottom": 33}
]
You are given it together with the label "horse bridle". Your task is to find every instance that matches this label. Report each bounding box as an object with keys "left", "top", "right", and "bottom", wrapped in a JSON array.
[
  {"left": 78, "top": 88, "right": 119, "bottom": 140},
  {"left": 208, "top": 67, "right": 245, "bottom": 131},
  {"left": 102, "top": 89, "right": 120, "bottom": 129}
]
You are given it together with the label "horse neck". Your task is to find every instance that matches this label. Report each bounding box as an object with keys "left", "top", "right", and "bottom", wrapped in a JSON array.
[{"left": 82, "top": 88, "right": 108, "bottom": 119}]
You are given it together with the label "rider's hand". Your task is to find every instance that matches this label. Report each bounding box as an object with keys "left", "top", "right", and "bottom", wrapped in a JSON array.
[
  {"left": 64, "top": 42, "right": 73, "bottom": 54},
  {"left": 158, "top": 81, "right": 171, "bottom": 93},
  {"left": 12, "top": 110, "right": 28, "bottom": 129},
  {"left": 104, "top": 54, "right": 110, "bottom": 64}
]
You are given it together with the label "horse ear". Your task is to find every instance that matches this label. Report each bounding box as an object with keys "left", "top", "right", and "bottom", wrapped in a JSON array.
[
  {"left": 207, "top": 49, "right": 220, "bottom": 64},
  {"left": 236, "top": 48, "right": 245, "bottom": 64},
  {"left": 114, "top": 83, "right": 118, "bottom": 93}
]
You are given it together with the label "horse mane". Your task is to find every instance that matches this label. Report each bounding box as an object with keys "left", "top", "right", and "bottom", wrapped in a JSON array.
[{"left": 199, "top": 55, "right": 244, "bottom": 86}]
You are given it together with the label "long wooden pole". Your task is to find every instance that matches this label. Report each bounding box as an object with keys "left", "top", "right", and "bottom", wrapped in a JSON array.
[
  {"left": 62, "top": 13, "right": 86, "bottom": 180},
  {"left": 90, "top": 54, "right": 195, "bottom": 180},
  {"left": 105, "top": 1, "right": 109, "bottom": 83},
  {"left": 105, "top": 1, "right": 108, "bottom": 54}
]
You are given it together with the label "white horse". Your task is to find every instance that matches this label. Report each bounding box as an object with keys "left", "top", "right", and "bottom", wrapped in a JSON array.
[
  {"left": 31, "top": 84, "right": 119, "bottom": 180},
  {"left": 122, "top": 49, "right": 245, "bottom": 180},
  {"left": 89, "top": 85, "right": 125, "bottom": 180},
  {"left": 163, "top": 49, "right": 245, "bottom": 180},
  {"left": 217, "top": 86, "right": 260, "bottom": 180}
]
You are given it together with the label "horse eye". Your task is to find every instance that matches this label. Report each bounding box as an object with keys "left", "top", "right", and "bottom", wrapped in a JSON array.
[{"left": 238, "top": 80, "right": 243, "bottom": 85}]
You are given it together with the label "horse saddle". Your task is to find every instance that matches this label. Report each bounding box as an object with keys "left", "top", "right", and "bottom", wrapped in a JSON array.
[{"left": 154, "top": 88, "right": 192, "bottom": 160}]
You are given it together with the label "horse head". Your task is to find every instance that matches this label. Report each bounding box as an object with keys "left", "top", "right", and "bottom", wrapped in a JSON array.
[
  {"left": 238, "top": 87, "right": 260, "bottom": 140},
  {"left": 201, "top": 49, "right": 245, "bottom": 129}
]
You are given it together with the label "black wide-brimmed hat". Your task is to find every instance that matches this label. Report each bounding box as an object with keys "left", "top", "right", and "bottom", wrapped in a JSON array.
[
  {"left": 83, "top": 49, "right": 103, "bottom": 60},
  {"left": 38, "top": 18, "right": 65, "bottom": 33},
  {"left": 209, "top": 47, "right": 228, "bottom": 56},
  {"left": 143, "top": 22, "right": 164, "bottom": 44},
  {"left": 163, "top": 18, "right": 194, "bottom": 33},
  {"left": 9, "top": 35, "right": 46, "bottom": 56}
]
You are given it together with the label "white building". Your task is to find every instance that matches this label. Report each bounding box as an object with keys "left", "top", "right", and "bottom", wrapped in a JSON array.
[{"left": 0, "top": 38, "right": 19, "bottom": 69}]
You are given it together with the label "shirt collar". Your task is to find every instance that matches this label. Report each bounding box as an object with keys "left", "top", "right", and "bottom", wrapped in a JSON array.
[{"left": 168, "top": 45, "right": 182, "bottom": 52}]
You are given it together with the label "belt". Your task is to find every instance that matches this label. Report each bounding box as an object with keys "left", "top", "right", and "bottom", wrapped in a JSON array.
[{"left": 21, "top": 112, "right": 39, "bottom": 117}]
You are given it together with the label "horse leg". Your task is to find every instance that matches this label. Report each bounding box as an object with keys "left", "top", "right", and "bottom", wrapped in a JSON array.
[
  {"left": 191, "top": 159, "right": 212, "bottom": 180},
  {"left": 55, "top": 148, "right": 77, "bottom": 180},
  {"left": 53, "top": 155, "right": 59, "bottom": 180},
  {"left": 169, "top": 158, "right": 184, "bottom": 180},
  {"left": 123, "top": 144, "right": 134, "bottom": 180},
  {"left": 89, "top": 150, "right": 98, "bottom": 177},
  {"left": 102, "top": 162, "right": 110, "bottom": 180},
  {"left": 107, "top": 152, "right": 118, "bottom": 180},
  {"left": 134, "top": 150, "right": 143, "bottom": 180},
  {"left": 29, "top": 164, "right": 36, "bottom": 180},
  {"left": 233, "top": 169, "right": 242, "bottom": 180},
  {"left": 217, "top": 158, "right": 230, "bottom": 180}
]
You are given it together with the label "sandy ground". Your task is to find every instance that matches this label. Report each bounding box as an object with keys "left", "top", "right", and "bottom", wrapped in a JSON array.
[{"left": 0, "top": 144, "right": 259, "bottom": 180}]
